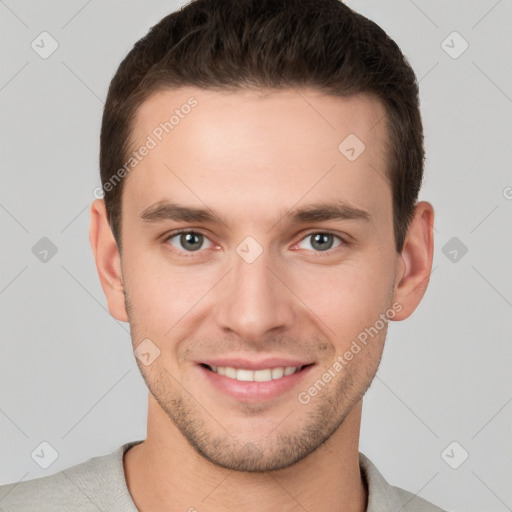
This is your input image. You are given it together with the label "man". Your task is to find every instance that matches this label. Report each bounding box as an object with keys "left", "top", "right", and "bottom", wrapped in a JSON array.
[{"left": 0, "top": 0, "right": 447, "bottom": 510}]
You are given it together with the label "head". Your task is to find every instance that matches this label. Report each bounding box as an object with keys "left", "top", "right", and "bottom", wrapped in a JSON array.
[{"left": 90, "top": 0, "right": 434, "bottom": 473}]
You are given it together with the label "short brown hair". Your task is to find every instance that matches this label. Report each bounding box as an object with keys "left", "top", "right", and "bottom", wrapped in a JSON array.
[{"left": 100, "top": 0, "right": 424, "bottom": 252}]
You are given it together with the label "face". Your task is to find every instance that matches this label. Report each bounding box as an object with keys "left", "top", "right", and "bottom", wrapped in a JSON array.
[{"left": 101, "top": 86, "right": 408, "bottom": 472}]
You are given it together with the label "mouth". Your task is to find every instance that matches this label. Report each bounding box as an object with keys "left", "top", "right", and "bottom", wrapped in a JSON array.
[
  {"left": 199, "top": 363, "right": 314, "bottom": 382},
  {"left": 197, "top": 361, "right": 316, "bottom": 402}
]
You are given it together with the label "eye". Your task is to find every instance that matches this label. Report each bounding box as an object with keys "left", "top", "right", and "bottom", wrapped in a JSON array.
[
  {"left": 165, "top": 230, "right": 213, "bottom": 253},
  {"left": 296, "top": 232, "right": 344, "bottom": 252}
]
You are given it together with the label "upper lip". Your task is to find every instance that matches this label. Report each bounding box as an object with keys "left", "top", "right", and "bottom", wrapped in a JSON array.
[{"left": 199, "top": 357, "right": 314, "bottom": 371}]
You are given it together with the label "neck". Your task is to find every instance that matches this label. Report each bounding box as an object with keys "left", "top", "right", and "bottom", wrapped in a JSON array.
[{"left": 124, "top": 396, "right": 367, "bottom": 512}]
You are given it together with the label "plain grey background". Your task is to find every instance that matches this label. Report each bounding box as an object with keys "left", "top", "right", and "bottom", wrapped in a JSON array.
[{"left": 1, "top": 1, "right": 511, "bottom": 511}]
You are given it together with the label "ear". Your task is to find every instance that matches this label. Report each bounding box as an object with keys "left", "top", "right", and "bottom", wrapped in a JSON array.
[
  {"left": 89, "top": 199, "right": 128, "bottom": 322},
  {"left": 392, "top": 201, "right": 435, "bottom": 320}
]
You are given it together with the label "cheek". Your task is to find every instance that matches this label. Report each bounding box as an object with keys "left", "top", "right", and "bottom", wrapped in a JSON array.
[
  {"left": 122, "top": 248, "right": 218, "bottom": 336},
  {"left": 288, "top": 255, "right": 395, "bottom": 342}
]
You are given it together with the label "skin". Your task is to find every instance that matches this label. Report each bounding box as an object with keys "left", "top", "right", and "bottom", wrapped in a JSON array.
[{"left": 89, "top": 86, "right": 434, "bottom": 512}]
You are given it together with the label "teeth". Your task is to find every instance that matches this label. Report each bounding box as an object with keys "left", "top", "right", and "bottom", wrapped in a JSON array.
[
  {"left": 254, "top": 369, "right": 272, "bottom": 382},
  {"left": 271, "top": 367, "right": 284, "bottom": 379},
  {"left": 209, "top": 365, "right": 301, "bottom": 382},
  {"left": 236, "top": 369, "right": 254, "bottom": 381},
  {"left": 224, "top": 367, "right": 237, "bottom": 379}
]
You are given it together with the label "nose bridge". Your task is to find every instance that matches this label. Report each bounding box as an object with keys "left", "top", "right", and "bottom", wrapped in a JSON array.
[{"left": 215, "top": 240, "right": 294, "bottom": 339}]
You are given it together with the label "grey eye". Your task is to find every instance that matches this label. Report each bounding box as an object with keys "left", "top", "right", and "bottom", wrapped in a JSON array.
[
  {"left": 298, "top": 233, "right": 342, "bottom": 252},
  {"left": 168, "top": 232, "right": 213, "bottom": 252}
]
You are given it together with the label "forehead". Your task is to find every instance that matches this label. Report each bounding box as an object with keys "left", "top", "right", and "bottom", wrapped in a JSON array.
[
  {"left": 124, "top": 86, "right": 390, "bottom": 225},
  {"left": 132, "top": 86, "right": 388, "bottom": 155}
]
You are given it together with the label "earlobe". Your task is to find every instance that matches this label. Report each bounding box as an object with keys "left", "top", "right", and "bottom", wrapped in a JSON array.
[
  {"left": 89, "top": 199, "right": 128, "bottom": 322},
  {"left": 391, "top": 201, "right": 435, "bottom": 321}
]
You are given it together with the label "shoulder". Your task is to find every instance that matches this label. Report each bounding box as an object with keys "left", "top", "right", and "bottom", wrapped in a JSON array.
[
  {"left": 359, "top": 452, "right": 449, "bottom": 512},
  {"left": 0, "top": 440, "right": 143, "bottom": 512}
]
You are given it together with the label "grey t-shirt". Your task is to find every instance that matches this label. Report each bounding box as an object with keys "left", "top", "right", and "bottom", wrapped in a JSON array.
[{"left": 0, "top": 440, "right": 448, "bottom": 511}]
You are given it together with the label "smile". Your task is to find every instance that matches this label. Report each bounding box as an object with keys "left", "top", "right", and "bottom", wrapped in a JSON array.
[{"left": 202, "top": 364, "right": 310, "bottom": 382}]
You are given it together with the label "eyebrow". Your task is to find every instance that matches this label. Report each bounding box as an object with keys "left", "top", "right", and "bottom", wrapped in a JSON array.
[{"left": 139, "top": 200, "right": 371, "bottom": 227}]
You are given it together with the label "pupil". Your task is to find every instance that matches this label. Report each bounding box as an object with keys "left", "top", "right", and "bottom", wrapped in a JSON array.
[
  {"left": 312, "top": 233, "right": 333, "bottom": 251},
  {"left": 182, "top": 232, "right": 202, "bottom": 251}
]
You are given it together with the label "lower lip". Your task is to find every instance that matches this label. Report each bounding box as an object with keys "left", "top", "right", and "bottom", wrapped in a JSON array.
[{"left": 198, "top": 364, "right": 315, "bottom": 402}]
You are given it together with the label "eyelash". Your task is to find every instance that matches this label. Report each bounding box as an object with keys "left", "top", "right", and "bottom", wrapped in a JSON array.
[{"left": 163, "top": 229, "right": 347, "bottom": 257}]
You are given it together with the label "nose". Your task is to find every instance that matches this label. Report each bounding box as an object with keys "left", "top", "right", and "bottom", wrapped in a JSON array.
[{"left": 214, "top": 246, "right": 296, "bottom": 342}]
